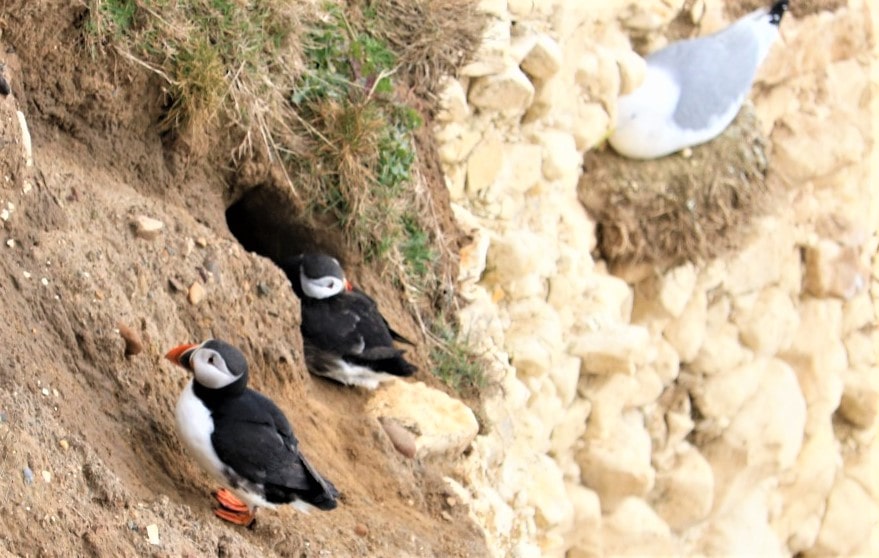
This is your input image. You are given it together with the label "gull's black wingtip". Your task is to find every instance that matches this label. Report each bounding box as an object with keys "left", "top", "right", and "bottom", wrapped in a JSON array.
[{"left": 769, "top": 0, "right": 789, "bottom": 25}]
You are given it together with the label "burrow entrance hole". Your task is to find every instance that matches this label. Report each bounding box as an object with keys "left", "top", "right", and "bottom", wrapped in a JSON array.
[{"left": 225, "top": 184, "right": 348, "bottom": 268}]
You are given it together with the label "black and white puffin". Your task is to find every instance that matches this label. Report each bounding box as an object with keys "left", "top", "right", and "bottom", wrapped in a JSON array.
[
  {"left": 165, "top": 338, "right": 338, "bottom": 527},
  {"left": 280, "top": 253, "right": 417, "bottom": 390}
]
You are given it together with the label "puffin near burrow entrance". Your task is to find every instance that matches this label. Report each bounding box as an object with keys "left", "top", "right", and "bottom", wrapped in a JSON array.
[
  {"left": 165, "top": 339, "right": 338, "bottom": 527},
  {"left": 280, "top": 253, "right": 417, "bottom": 390}
]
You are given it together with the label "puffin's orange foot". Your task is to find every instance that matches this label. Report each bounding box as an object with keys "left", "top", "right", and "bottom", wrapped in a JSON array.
[
  {"left": 214, "top": 507, "right": 256, "bottom": 528},
  {"left": 212, "top": 487, "right": 249, "bottom": 513}
]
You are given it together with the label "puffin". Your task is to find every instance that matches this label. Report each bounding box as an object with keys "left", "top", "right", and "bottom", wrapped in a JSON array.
[
  {"left": 279, "top": 253, "right": 417, "bottom": 389},
  {"left": 609, "top": 0, "right": 789, "bottom": 159},
  {"left": 165, "top": 338, "right": 338, "bottom": 527}
]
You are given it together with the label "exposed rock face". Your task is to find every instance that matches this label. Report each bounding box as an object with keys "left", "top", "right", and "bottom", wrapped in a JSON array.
[{"left": 438, "top": 0, "right": 878, "bottom": 556}]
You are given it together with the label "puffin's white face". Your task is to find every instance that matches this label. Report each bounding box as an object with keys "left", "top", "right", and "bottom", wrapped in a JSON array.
[
  {"left": 189, "top": 347, "right": 241, "bottom": 389},
  {"left": 300, "top": 267, "right": 346, "bottom": 300}
]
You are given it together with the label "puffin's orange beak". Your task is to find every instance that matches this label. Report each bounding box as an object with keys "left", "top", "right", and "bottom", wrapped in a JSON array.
[
  {"left": 345, "top": 279, "right": 353, "bottom": 292},
  {"left": 165, "top": 343, "right": 198, "bottom": 367}
]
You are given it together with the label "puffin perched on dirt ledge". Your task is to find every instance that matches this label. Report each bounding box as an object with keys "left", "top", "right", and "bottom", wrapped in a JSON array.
[
  {"left": 280, "top": 253, "right": 417, "bottom": 390},
  {"left": 165, "top": 338, "right": 338, "bottom": 527}
]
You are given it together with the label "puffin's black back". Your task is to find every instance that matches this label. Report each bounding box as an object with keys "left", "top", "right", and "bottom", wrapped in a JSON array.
[{"left": 206, "top": 390, "right": 338, "bottom": 509}]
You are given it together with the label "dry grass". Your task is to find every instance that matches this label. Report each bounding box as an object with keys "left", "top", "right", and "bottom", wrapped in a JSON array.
[
  {"left": 580, "top": 105, "right": 775, "bottom": 269},
  {"left": 357, "top": 0, "right": 487, "bottom": 101}
]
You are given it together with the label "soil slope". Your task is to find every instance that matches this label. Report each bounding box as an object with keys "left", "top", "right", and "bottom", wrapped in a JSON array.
[{"left": 0, "top": 4, "right": 486, "bottom": 557}]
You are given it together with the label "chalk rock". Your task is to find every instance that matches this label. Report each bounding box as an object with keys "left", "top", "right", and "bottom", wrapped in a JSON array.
[
  {"left": 569, "top": 325, "right": 650, "bottom": 375},
  {"left": 804, "top": 239, "right": 868, "bottom": 300},
  {"left": 550, "top": 398, "right": 591, "bottom": 457},
  {"left": 691, "top": 358, "right": 766, "bottom": 421},
  {"left": 809, "top": 476, "right": 878, "bottom": 557},
  {"left": 601, "top": 497, "right": 678, "bottom": 556},
  {"left": 782, "top": 298, "right": 847, "bottom": 431},
  {"left": 582, "top": 373, "right": 636, "bottom": 440},
  {"left": 725, "top": 358, "right": 806, "bottom": 470},
  {"left": 457, "top": 225, "right": 491, "bottom": 289},
  {"left": 461, "top": 18, "right": 510, "bottom": 77},
  {"left": 732, "top": 286, "right": 799, "bottom": 356},
  {"left": 469, "top": 66, "right": 535, "bottom": 115},
  {"left": 550, "top": 354, "right": 581, "bottom": 407},
  {"left": 366, "top": 380, "right": 478, "bottom": 457},
  {"left": 845, "top": 329, "right": 877, "bottom": 369},
  {"left": 635, "top": 263, "right": 697, "bottom": 319},
  {"left": 838, "top": 366, "right": 879, "bottom": 428},
  {"left": 437, "top": 123, "right": 481, "bottom": 165},
  {"left": 843, "top": 291, "right": 876, "bottom": 334},
  {"left": 773, "top": 112, "right": 864, "bottom": 181},
  {"left": 535, "top": 130, "right": 580, "bottom": 182},
  {"left": 485, "top": 230, "right": 551, "bottom": 281},
  {"left": 505, "top": 302, "right": 563, "bottom": 378},
  {"left": 771, "top": 421, "right": 838, "bottom": 555},
  {"left": 651, "top": 443, "right": 714, "bottom": 531},
  {"left": 650, "top": 336, "right": 680, "bottom": 386},
  {"left": 436, "top": 78, "right": 470, "bottom": 123},
  {"left": 723, "top": 217, "right": 797, "bottom": 295},
  {"left": 508, "top": 0, "right": 553, "bottom": 18},
  {"left": 697, "top": 483, "right": 785, "bottom": 556},
  {"left": 520, "top": 34, "right": 563, "bottom": 80},
  {"left": 663, "top": 290, "right": 707, "bottom": 363},
  {"left": 577, "top": 411, "right": 655, "bottom": 510},
  {"left": 527, "top": 454, "right": 573, "bottom": 528},
  {"left": 500, "top": 142, "right": 544, "bottom": 193},
  {"left": 691, "top": 322, "right": 751, "bottom": 376},
  {"left": 565, "top": 484, "right": 603, "bottom": 557},
  {"left": 615, "top": 48, "right": 646, "bottom": 95},
  {"left": 466, "top": 134, "right": 505, "bottom": 195},
  {"left": 572, "top": 102, "right": 611, "bottom": 151},
  {"left": 132, "top": 215, "right": 164, "bottom": 240},
  {"left": 703, "top": 359, "right": 806, "bottom": 507}
]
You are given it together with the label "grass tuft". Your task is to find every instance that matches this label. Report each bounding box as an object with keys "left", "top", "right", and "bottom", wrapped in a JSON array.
[{"left": 429, "top": 315, "right": 486, "bottom": 394}]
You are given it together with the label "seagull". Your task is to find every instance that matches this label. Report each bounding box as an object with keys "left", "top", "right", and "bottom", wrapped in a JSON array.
[
  {"left": 609, "top": 0, "right": 789, "bottom": 159},
  {"left": 165, "top": 339, "right": 338, "bottom": 527},
  {"left": 280, "top": 253, "right": 417, "bottom": 390}
]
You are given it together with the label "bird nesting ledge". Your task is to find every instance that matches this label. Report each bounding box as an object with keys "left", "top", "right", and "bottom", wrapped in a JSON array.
[{"left": 579, "top": 104, "right": 776, "bottom": 271}]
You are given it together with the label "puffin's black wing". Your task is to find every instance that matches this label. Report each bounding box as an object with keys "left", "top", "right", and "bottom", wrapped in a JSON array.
[
  {"left": 351, "top": 287, "right": 415, "bottom": 345},
  {"left": 210, "top": 390, "right": 338, "bottom": 509}
]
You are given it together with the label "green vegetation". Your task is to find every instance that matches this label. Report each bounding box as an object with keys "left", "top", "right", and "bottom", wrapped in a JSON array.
[{"left": 430, "top": 316, "right": 486, "bottom": 394}]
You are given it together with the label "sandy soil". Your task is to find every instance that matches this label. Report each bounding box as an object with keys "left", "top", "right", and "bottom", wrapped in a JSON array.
[{"left": 0, "top": 3, "right": 486, "bottom": 557}]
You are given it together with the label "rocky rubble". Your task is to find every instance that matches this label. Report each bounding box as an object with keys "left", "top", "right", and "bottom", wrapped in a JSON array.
[{"left": 436, "top": 0, "right": 878, "bottom": 556}]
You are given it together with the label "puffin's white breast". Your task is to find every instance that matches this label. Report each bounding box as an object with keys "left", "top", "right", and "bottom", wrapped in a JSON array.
[{"left": 175, "top": 380, "right": 227, "bottom": 482}]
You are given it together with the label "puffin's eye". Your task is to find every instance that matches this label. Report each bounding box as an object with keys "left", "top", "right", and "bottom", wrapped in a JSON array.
[{"left": 208, "top": 355, "right": 216, "bottom": 365}]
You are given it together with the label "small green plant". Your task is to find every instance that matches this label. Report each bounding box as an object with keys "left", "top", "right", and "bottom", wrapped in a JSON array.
[
  {"left": 291, "top": 4, "right": 437, "bottom": 287},
  {"left": 430, "top": 316, "right": 486, "bottom": 393}
]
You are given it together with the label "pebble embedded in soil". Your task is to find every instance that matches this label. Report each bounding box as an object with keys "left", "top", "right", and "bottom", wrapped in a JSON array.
[
  {"left": 379, "top": 417, "right": 417, "bottom": 459},
  {"left": 354, "top": 523, "right": 369, "bottom": 537},
  {"left": 41, "top": 470, "right": 51, "bottom": 483},
  {"left": 168, "top": 277, "right": 185, "bottom": 293},
  {"left": 117, "top": 322, "right": 144, "bottom": 356},
  {"left": 146, "top": 524, "right": 160, "bottom": 545},
  {"left": 22, "top": 467, "right": 33, "bottom": 485},
  {"left": 188, "top": 282, "right": 205, "bottom": 305},
  {"left": 256, "top": 282, "right": 270, "bottom": 297},
  {"left": 131, "top": 215, "right": 165, "bottom": 240},
  {"left": 58, "top": 439, "right": 69, "bottom": 451}
]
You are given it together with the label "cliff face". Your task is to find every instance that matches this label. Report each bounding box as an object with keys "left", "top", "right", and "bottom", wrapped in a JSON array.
[{"left": 436, "top": 0, "right": 878, "bottom": 555}]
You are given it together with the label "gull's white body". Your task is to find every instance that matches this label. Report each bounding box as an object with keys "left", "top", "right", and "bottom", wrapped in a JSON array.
[{"left": 610, "top": 5, "right": 784, "bottom": 159}]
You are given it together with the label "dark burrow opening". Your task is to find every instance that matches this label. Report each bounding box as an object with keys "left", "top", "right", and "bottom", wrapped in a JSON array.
[{"left": 225, "top": 184, "right": 349, "bottom": 268}]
